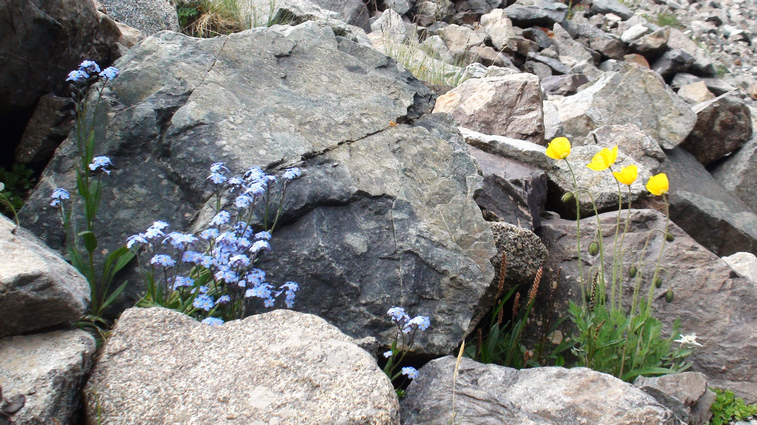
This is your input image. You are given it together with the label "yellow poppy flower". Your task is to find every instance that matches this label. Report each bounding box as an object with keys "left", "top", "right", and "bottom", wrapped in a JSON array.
[
  {"left": 586, "top": 146, "right": 618, "bottom": 171},
  {"left": 545, "top": 137, "right": 571, "bottom": 160},
  {"left": 613, "top": 165, "right": 638, "bottom": 186},
  {"left": 646, "top": 173, "right": 669, "bottom": 196}
]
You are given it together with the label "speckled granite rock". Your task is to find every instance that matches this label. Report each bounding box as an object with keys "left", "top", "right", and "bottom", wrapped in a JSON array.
[
  {"left": 85, "top": 307, "right": 400, "bottom": 424},
  {"left": 0, "top": 329, "right": 96, "bottom": 425},
  {"left": 0, "top": 215, "right": 89, "bottom": 338},
  {"left": 101, "top": 0, "right": 179, "bottom": 35}
]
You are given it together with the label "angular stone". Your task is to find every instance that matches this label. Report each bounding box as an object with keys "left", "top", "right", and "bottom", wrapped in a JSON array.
[
  {"left": 652, "top": 49, "right": 694, "bottom": 79},
  {"left": 100, "top": 0, "right": 179, "bottom": 35},
  {"left": 0, "top": 216, "right": 89, "bottom": 338},
  {"left": 489, "top": 222, "right": 549, "bottom": 288},
  {"left": 85, "top": 307, "right": 400, "bottom": 424},
  {"left": 385, "top": 0, "right": 413, "bottom": 14},
  {"left": 503, "top": 0, "right": 569, "bottom": 28},
  {"left": 433, "top": 74, "right": 544, "bottom": 143},
  {"left": 0, "top": 329, "right": 96, "bottom": 425},
  {"left": 309, "top": 0, "right": 371, "bottom": 30},
  {"left": 439, "top": 24, "right": 486, "bottom": 63},
  {"left": 468, "top": 146, "right": 548, "bottom": 230},
  {"left": 722, "top": 252, "right": 757, "bottom": 282},
  {"left": 621, "top": 24, "right": 650, "bottom": 43},
  {"left": 712, "top": 136, "right": 757, "bottom": 213},
  {"left": 634, "top": 372, "right": 708, "bottom": 407},
  {"left": 480, "top": 9, "right": 515, "bottom": 52},
  {"left": 370, "top": 8, "right": 408, "bottom": 45},
  {"left": 665, "top": 147, "right": 757, "bottom": 257},
  {"left": 550, "top": 63, "right": 696, "bottom": 149},
  {"left": 538, "top": 209, "right": 757, "bottom": 404},
  {"left": 550, "top": 24, "right": 594, "bottom": 66},
  {"left": 680, "top": 94, "right": 752, "bottom": 166},
  {"left": 19, "top": 23, "right": 495, "bottom": 356},
  {"left": 400, "top": 356, "right": 679, "bottom": 424},
  {"left": 590, "top": 0, "right": 633, "bottom": 20},
  {"left": 677, "top": 81, "right": 716, "bottom": 104},
  {"left": 540, "top": 74, "right": 589, "bottom": 95},
  {"left": 629, "top": 27, "right": 668, "bottom": 56},
  {"left": 623, "top": 53, "right": 650, "bottom": 68},
  {"left": 666, "top": 28, "right": 717, "bottom": 77},
  {"left": 459, "top": 127, "right": 551, "bottom": 167},
  {"left": 526, "top": 52, "right": 572, "bottom": 74}
]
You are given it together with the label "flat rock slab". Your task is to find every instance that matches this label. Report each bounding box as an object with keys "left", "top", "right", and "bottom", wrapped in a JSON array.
[
  {"left": 0, "top": 215, "right": 89, "bottom": 338},
  {"left": 400, "top": 356, "right": 678, "bottom": 424},
  {"left": 19, "top": 22, "right": 495, "bottom": 355},
  {"left": 84, "top": 307, "right": 400, "bottom": 424},
  {"left": 0, "top": 329, "right": 96, "bottom": 424},
  {"left": 539, "top": 209, "right": 757, "bottom": 403}
]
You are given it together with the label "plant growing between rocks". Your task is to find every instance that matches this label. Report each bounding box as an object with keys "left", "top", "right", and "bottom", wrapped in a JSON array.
[
  {"left": 708, "top": 388, "right": 757, "bottom": 425},
  {"left": 0, "top": 164, "right": 36, "bottom": 220},
  {"left": 50, "top": 61, "right": 135, "bottom": 340},
  {"left": 382, "top": 307, "right": 430, "bottom": 398},
  {"left": 545, "top": 137, "right": 697, "bottom": 381},
  {"left": 127, "top": 163, "right": 302, "bottom": 325}
]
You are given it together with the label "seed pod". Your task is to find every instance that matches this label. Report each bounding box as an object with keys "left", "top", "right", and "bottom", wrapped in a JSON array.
[
  {"left": 589, "top": 241, "right": 600, "bottom": 256},
  {"left": 665, "top": 289, "right": 674, "bottom": 303},
  {"left": 629, "top": 266, "right": 637, "bottom": 278},
  {"left": 654, "top": 276, "right": 663, "bottom": 288},
  {"left": 561, "top": 192, "right": 574, "bottom": 204},
  {"left": 666, "top": 233, "right": 675, "bottom": 242}
]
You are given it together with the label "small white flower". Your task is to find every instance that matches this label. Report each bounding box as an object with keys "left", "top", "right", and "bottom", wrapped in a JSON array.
[{"left": 674, "top": 333, "right": 703, "bottom": 347}]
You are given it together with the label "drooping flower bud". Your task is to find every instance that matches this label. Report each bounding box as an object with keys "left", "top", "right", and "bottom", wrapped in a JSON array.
[
  {"left": 589, "top": 241, "right": 600, "bottom": 256},
  {"left": 628, "top": 266, "right": 637, "bottom": 278},
  {"left": 665, "top": 289, "right": 674, "bottom": 303},
  {"left": 666, "top": 233, "right": 675, "bottom": 242},
  {"left": 561, "top": 192, "right": 574, "bottom": 204}
]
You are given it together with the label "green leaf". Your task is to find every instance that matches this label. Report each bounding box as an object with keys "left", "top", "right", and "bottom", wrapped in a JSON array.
[
  {"left": 101, "top": 280, "right": 129, "bottom": 311},
  {"left": 79, "top": 230, "right": 98, "bottom": 253}
]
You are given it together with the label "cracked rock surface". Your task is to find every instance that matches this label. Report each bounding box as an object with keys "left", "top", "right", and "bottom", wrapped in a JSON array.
[{"left": 19, "top": 22, "right": 496, "bottom": 356}]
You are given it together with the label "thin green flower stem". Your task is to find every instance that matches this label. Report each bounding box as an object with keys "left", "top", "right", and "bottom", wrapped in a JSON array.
[
  {"left": 565, "top": 161, "right": 586, "bottom": 302},
  {"left": 616, "top": 186, "right": 633, "bottom": 311},
  {"left": 574, "top": 188, "right": 608, "bottom": 305},
  {"left": 645, "top": 195, "right": 671, "bottom": 313},
  {"left": 609, "top": 168, "right": 623, "bottom": 311}
]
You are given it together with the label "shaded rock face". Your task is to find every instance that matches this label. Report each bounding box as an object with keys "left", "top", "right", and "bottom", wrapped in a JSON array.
[
  {"left": 19, "top": 23, "right": 496, "bottom": 355},
  {"left": 400, "top": 356, "right": 678, "bottom": 425},
  {"left": 551, "top": 63, "right": 697, "bottom": 149},
  {"left": 85, "top": 307, "right": 400, "bottom": 424},
  {"left": 433, "top": 74, "right": 545, "bottom": 144},
  {"left": 712, "top": 135, "right": 757, "bottom": 213},
  {"left": 468, "top": 145, "right": 548, "bottom": 230},
  {"left": 0, "top": 215, "right": 89, "bottom": 338},
  {"left": 664, "top": 148, "right": 757, "bottom": 257},
  {"left": 0, "top": 0, "right": 121, "bottom": 116},
  {"left": 100, "top": 0, "right": 179, "bottom": 35},
  {"left": 0, "top": 329, "right": 96, "bottom": 425},
  {"left": 680, "top": 94, "right": 753, "bottom": 167},
  {"left": 538, "top": 209, "right": 757, "bottom": 403}
]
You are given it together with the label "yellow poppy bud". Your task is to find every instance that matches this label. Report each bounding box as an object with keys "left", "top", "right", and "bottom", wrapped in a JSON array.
[
  {"left": 586, "top": 146, "right": 618, "bottom": 171},
  {"left": 646, "top": 173, "right": 669, "bottom": 196},
  {"left": 612, "top": 164, "right": 638, "bottom": 185},
  {"left": 545, "top": 137, "right": 571, "bottom": 160}
]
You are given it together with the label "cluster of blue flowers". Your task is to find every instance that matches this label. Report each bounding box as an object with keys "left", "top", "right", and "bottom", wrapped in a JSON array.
[
  {"left": 66, "top": 60, "right": 119, "bottom": 83},
  {"left": 127, "top": 162, "right": 303, "bottom": 325},
  {"left": 383, "top": 307, "right": 431, "bottom": 383},
  {"left": 50, "top": 155, "right": 113, "bottom": 208}
]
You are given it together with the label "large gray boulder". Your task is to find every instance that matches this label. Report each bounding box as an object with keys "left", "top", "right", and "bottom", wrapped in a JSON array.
[
  {"left": 433, "top": 74, "right": 545, "bottom": 144},
  {"left": 400, "top": 356, "right": 679, "bottom": 424},
  {"left": 0, "top": 329, "right": 96, "bottom": 425},
  {"left": 101, "top": 0, "right": 179, "bottom": 35},
  {"left": 664, "top": 147, "right": 757, "bottom": 257},
  {"left": 19, "top": 22, "right": 496, "bottom": 356},
  {"left": 0, "top": 0, "right": 121, "bottom": 116},
  {"left": 550, "top": 63, "right": 697, "bottom": 149},
  {"left": 0, "top": 215, "right": 89, "bottom": 338},
  {"left": 503, "top": 0, "right": 569, "bottom": 28},
  {"left": 85, "top": 307, "right": 400, "bottom": 424},
  {"left": 679, "top": 94, "right": 752, "bottom": 166},
  {"left": 538, "top": 209, "right": 757, "bottom": 403}
]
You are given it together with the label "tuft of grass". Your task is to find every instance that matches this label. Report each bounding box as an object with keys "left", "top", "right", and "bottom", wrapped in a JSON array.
[
  {"left": 176, "top": 0, "right": 294, "bottom": 38},
  {"left": 654, "top": 11, "right": 682, "bottom": 28},
  {"left": 383, "top": 40, "right": 470, "bottom": 87}
]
